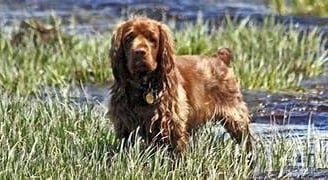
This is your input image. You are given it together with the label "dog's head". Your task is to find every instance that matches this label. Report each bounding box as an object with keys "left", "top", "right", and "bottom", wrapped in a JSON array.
[{"left": 110, "top": 17, "right": 174, "bottom": 84}]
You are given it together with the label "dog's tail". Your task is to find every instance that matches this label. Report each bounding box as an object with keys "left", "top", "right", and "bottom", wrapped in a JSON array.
[{"left": 214, "top": 48, "right": 232, "bottom": 66}]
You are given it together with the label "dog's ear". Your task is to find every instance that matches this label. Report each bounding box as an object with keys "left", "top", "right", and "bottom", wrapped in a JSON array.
[
  {"left": 109, "top": 22, "right": 129, "bottom": 85},
  {"left": 157, "top": 23, "right": 175, "bottom": 74}
]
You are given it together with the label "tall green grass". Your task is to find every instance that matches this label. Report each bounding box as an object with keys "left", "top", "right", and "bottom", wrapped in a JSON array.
[
  {"left": 0, "top": 94, "right": 327, "bottom": 178},
  {"left": 0, "top": 31, "right": 112, "bottom": 93},
  {"left": 0, "top": 17, "right": 326, "bottom": 93},
  {"left": 174, "top": 18, "right": 326, "bottom": 90}
]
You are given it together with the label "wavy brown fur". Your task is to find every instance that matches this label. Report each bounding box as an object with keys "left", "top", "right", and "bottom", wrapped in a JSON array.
[{"left": 108, "top": 17, "right": 253, "bottom": 153}]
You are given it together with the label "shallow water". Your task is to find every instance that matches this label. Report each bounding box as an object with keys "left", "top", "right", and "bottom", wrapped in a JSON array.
[
  {"left": 2, "top": 0, "right": 328, "bottom": 36},
  {"left": 1, "top": 0, "right": 328, "bottom": 178}
]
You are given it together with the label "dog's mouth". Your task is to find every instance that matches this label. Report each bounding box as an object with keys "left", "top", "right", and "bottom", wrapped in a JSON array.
[
  {"left": 135, "top": 62, "right": 150, "bottom": 73},
  {"left": 129, "top": 59, "right": 157, "bottom": 77},
  {"left": 134, "top": 71, "right": 152, "bottom": 83}
]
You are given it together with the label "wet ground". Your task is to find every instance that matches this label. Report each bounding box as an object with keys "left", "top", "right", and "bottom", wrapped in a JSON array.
[{"left": 1, "top": 0, "right": 328, "bottom": 178}]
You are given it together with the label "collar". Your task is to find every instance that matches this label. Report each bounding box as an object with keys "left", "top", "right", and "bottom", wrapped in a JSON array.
[{"left": 127, "top": 78, "right": 162, "bottom": 105}]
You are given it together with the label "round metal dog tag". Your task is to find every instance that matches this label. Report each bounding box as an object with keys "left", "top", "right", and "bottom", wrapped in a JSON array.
[{"left": 145, "top": 92, "right": 155, "bottom": 104}]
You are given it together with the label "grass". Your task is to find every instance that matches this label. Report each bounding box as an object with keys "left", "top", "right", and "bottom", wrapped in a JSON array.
[
  {"left": 0, "top": 16, "right": 327, "bottom": 178},
  {"left": 0, "top": 17, "right": 326, "bottom": 93},
  {"left": 175, "top": 18, "right": 326, "bottom": 90},
  {"left": 0, "top": 30, "right": 111, "bottom": 94},
  {"left": 268, "top": 0, "right": 328, "bottom": 17},
  {"left": 0, "top": 93, "right": 327, "bottom": 178}
]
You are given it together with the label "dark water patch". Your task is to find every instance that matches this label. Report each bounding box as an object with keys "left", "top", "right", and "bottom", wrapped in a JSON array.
[
  {"left": 246, "top": 89, "right": 328, "bottom": 129},
  {"left": 302, "top": 66, "right": 328, "bottom": 90},
  {"left": 254, "top": 168, "right": 328, "bottom": 179}
]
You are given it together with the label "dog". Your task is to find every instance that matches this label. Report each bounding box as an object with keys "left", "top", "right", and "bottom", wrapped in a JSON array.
[{"left": 108, "top": 17, "right": 253, "bottom": 153}]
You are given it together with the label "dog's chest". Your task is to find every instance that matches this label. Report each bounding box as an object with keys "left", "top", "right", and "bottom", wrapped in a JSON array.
[
  {"left": 131, "top": 104, "right": 158, "bottom": 122},
  {"left": 127, "top": 104, "right": 162, "bottom": 138},
  {"left": 114, "top": 95, "right": 158, "bottom": 122}
]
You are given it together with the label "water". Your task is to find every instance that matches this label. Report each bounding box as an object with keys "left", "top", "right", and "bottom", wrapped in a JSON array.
[
  {"left": 1, "top": 0, "right": 328, "bottom": 178},
  {"left": 2, "top": 0, "right": 328, "bottom": 35}
]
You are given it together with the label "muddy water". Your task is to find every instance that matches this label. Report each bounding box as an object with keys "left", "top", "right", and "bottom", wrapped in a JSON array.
[{"left": 1, "top": 0, "right": 328, "bottom": 178}]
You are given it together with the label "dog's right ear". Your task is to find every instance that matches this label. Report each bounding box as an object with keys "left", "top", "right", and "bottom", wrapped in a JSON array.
[{"left": 109, "top": 22, "right": 129, "bottom": 85}]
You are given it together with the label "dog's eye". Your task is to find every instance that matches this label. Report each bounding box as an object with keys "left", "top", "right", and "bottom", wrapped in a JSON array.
[
  {"left": 124, "top": 34, "right": 134, "bottom": 43},
  {"left": 147, "top": 36, "right": 157, "bottom": 45}
]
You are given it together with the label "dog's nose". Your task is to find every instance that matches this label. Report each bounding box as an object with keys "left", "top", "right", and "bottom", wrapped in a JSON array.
[{"left": 134, "top": 48, "right": 146, "bottom": 57}]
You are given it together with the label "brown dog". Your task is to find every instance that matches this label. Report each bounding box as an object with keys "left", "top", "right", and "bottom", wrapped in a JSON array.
[{"left": 108, "top": 17, "right": 253, "bottom": 153}]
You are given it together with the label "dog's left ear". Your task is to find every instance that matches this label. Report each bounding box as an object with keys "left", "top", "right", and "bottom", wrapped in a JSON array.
[{"left": 157, "top": 23, "right": 175, "bottom": 74}]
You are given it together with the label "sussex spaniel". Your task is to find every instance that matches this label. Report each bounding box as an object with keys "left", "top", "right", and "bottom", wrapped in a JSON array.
[{"left": 108, "top": 17, "right": 253, "bottom": 153}]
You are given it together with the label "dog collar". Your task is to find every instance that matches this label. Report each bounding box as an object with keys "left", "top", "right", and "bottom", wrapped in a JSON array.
[{"left": 127, "top": 78, "right": 161, "bottom": 105}]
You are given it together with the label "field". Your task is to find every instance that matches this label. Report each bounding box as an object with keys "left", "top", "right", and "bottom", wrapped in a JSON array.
[{"left": 0, "top": 17, "right": 327, "bottom": 178}]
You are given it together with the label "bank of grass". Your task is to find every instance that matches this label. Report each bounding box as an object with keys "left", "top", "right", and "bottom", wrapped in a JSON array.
[
  {"left": 0, "top": 17, "right": 326, "bottom": 93},
  {"left": 268, "top": 0, "right": 328, "bottom": 17},
  {"left": 0, "top": 94, "right": 327, "bottom": 178}
]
